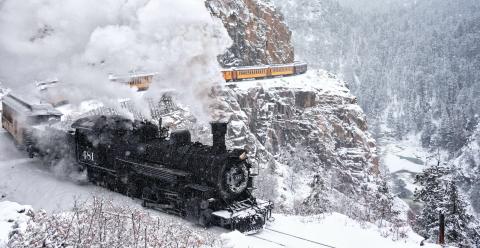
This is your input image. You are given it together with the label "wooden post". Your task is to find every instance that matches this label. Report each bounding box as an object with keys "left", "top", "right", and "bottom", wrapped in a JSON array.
[{"left": 439, "top": 213, "right": 445, "bottom": 245}]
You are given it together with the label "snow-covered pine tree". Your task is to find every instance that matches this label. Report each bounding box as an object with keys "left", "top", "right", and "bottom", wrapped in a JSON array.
[
  {"left": 413, "top": 163, "right": 449, "bottom": 241},
  {"left": 415, "top": 163, "right": 480, "bottom": 247},
  {"left": 371, "top": 181, "right": 401, "bottom": 228},
  {"left": 443, "top": 181, "right": 480, "bottom": 248}
]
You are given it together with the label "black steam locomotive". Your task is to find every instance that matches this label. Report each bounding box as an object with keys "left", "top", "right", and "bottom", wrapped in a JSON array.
[
  {"left": 71, "top": 115, "right": 273, "bottom": 233},
  {"left": 2, "top": 94, "right": 272, "bottom": 232}
]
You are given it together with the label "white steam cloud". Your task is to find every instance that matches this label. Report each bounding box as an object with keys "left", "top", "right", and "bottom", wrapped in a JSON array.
[{"left": 0, "top": 0, "right": 231, "bottom": 121}]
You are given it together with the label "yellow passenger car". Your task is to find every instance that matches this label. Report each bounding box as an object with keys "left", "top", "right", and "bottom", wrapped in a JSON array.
[
  {"left": 236, "top": 67, "right": 269, "bottom": 80},
  {"left": 271, "top": 65, "right": 294, "bottom": 76},
  {"left": 110, "top": 73, "right": 155, "bottom": 91},
  {"left": 221, "top": 62, "right": 307, "bottom": 82}
]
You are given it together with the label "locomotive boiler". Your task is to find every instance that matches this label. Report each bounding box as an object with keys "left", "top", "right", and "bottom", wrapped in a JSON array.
[{"left": 72, "top": 115, "right": 272, "bottom": 233}]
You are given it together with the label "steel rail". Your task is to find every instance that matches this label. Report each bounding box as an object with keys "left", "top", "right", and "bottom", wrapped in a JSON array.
[
  {"left": 264, "top": 228, "right": 336, "bottom": 248},
  {"left": 251, "top": 235, "right": 286, "bottom": 247}
]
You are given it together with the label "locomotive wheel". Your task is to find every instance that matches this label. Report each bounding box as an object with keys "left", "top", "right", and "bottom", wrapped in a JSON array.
[
  {"left": 199, "top": 209, "right": 213, "bottom": 227},
  {"left": 114, "top": 179, "right": 127, "bottom": 194},
  {"left": 86, "top": 167, "right": 97, "bottom": 183},
  {"left": 104, "top": 173, "right": 117, "bottom": 192},
  {"left": 126, "top": 177, "right": 142, "bottom": 198}
]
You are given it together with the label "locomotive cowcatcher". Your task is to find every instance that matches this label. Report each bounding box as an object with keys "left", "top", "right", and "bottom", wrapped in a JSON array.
[{"left": 71, "top": 115, "right": 273, "bottom": 233}]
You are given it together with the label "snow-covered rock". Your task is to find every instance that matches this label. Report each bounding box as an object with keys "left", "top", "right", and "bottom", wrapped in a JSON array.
[
  {"left": 181, "top": 70, "right": 387, "bottom": 219},
  {"left": 206, "top": 0, "right": 294, "bottom": 66}
]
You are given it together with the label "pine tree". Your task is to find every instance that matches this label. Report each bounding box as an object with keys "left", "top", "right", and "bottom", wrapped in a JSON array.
[
  {"left": 414, "top": 163, "right": 448, "bottom": 240},
  {"left": 372, "top": 181, "right": 400, "bottom": 226},
  {"left": 415, "top": 164, "right": 480, "bottom": 247},
  {"left": 443, "top": 181, "right": 480, "bottom": 247}
]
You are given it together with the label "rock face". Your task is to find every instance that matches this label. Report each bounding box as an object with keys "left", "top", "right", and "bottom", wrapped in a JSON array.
[
  {"left": 206, "top": 0, "right": 294, "bottom": 67},
  {"left": 206, "top": 70, "right": 383, "bottom": 214}
]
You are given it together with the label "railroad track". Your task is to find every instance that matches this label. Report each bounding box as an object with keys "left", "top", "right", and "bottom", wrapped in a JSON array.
[{"left": 251, "top": 228, "right": 336, "bottom": 248}]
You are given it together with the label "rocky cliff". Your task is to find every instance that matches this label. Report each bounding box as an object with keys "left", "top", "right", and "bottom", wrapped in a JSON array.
[
  {"left": 158, "top": 71, "right": 387, "bottom": 216},
  {"left": 206, "top": 0, "right": 294, "bottom": 67},
  {"left": 218, "top": 71, "right": 382, "bottom": 213}
]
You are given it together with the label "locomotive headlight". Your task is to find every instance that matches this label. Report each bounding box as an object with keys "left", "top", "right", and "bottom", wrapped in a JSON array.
[{"left": 239, "top": 152, "right": 247, "bottom": 161}]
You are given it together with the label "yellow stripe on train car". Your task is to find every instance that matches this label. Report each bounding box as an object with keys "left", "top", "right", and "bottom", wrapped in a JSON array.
[
  {"left": 236, "top": 69, "right": 268, "bottom": 79},
  {"left": 271, "top": 66, "right": 294, "bottom": 76}
]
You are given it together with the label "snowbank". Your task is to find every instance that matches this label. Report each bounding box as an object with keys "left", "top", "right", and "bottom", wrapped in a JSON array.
[
  {"left": 0, "top": 201, "right": 32, "bottom": 247},
  {"left": 222, "top": 213, "right": 443, "bottom": 248},
  {"left": 229, "top": 69, "right": 351, "bottom": 98}
]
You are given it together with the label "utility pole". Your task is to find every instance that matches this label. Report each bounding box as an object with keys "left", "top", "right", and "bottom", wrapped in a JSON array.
[{"left": 439, "top": 212, "right": 445, "bottom": 245}]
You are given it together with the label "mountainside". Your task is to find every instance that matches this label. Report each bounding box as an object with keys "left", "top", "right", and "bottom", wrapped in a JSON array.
[
  {"left": 273, "top": 0, "right": 480, "bottom": 152},
  {"left": 272, "top": 0, "right": 362, "bottom": 74},
  {"left": 206, "top": 0, "right": 294, "bottom": 66},
  {"left": 453, "top": 125, "right": 480, "bottom": 216},
  {"left": 271, "top": 0, "right": 480, "bottom": 244}
]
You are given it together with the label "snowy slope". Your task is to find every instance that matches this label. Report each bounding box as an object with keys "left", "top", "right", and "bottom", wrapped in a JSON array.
[{"left": 452, "top": 125, "right": 480, "bottom": 216}]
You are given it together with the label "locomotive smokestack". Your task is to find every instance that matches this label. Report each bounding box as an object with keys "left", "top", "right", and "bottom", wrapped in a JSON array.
[{"left": 211, "top": 122, "right": 227, "bottom": 152}]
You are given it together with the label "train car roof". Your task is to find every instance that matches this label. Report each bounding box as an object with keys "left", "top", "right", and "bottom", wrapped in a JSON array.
[
  {"left": 234, "top": 65, "right": 270, "bottom": 70},
  {"left": 71, "top": 115, "right": 133, "bottom": 130},
  {"left": 222, "top": 62, "right": 307, "bottom": 71},
  {"left": 293, "top": 61, "right": 307, "bottom": 66},
  {"left": 270, "top": 63, "right": 294, "bottom": 68},
  {"left": 2, "top": 93, "right": 62, "bottom": 117}
]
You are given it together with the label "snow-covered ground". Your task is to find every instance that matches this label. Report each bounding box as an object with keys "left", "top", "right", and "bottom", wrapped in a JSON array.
[
  {"left": 0, "top": 127, "right": 445, "bottom": 247},
  {"left": 223, "top": 213, "right": 442, "bottom": 248},
  {"left": 0, "top": 201, "right": 32, "bottom": 247},
  {"left": 1, "top": 200, "right": 441, "bottom": 248}
]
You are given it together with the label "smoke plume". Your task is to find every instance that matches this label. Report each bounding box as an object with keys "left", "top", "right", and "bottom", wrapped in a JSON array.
[{"left": 0, "top": 0, "right": 231, "bottom": 122}]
